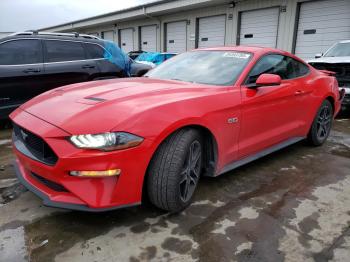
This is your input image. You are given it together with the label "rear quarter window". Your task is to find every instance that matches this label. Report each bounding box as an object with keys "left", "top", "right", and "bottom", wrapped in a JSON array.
[{"left": 290, "top": 59, "right": 310, "bottom": 78}]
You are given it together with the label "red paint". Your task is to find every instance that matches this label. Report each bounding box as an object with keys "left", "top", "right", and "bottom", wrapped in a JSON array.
[{"left": 10, "top": 46, "right": 341, "bottom": 210}]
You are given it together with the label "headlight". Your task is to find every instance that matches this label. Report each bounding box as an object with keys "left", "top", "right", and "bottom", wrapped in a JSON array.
[{"left": 69, "top": 132, "right": 143, "bottom": 151}]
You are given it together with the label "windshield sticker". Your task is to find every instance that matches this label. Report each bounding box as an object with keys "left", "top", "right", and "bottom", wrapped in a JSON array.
[{"left": 223, "top": 52, "right": 250, "bottom": 59}]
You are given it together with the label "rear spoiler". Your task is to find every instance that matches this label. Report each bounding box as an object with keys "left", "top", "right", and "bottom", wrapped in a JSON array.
[{"left": 318, "top": 69, "right": 336, "bottom": 76}]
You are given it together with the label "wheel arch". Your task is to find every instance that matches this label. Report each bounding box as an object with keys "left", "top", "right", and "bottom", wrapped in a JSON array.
[
  {"left": 183, "top": 124, "right": 219, "bottom": 177},
  {"left": 306, "top": 95, "right": 336, "bottom": 134},
  {"left": 325, "top": 95, "right": 335, "bottom": 113}
]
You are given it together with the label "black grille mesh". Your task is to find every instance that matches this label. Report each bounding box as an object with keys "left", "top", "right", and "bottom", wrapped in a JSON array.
[{"left": 13, "top": 123, "right": 58, "bottom": 165}]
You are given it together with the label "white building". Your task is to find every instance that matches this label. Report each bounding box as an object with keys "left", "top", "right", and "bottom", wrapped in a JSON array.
[
  {"left": 0, "top": 32, "right": 12, "bottom": 39},
  {"left": 41, "top": 0, "right": 350, "bottom": 60}
]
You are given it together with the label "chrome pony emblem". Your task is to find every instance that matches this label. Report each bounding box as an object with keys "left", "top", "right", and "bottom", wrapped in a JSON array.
[{"left": 20, "top": 129, "right": 28, "bottom": 141}]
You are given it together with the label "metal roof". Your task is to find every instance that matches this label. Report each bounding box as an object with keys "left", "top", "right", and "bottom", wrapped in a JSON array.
[{"left": 40, "top": 0, "right": 232, "bottom": 31}]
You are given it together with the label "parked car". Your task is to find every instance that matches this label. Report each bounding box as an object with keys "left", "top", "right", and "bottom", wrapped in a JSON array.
[
  {"left": 308, "top": 40, "right": 350, "bottom": 113},
  {"left": 129, "top": 59, "right": 153, "bottom": 77},
  {"left": 135, "top": 52, "right": 177, "bottom": 67},
  {"left": 0, "top": 31, "right": 133, "bottom": 119},
  {"left": 127, "top": 51, "right": 146, "bottom": 60},
  {"left": 11, "top": 46, "right": 343, "bottom": 213}
]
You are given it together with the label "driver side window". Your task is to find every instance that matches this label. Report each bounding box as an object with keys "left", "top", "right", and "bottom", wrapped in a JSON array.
[
  {"left": 246, "top": 54, "right": 309, "bottom": 85},
  {"left": 246, "top": 54, "right": 287, "bottom": 84}
]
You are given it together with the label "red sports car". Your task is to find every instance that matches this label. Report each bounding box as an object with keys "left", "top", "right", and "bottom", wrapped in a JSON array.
[{"left": 11, "top": 46, "right": 343, "bottom": 212}]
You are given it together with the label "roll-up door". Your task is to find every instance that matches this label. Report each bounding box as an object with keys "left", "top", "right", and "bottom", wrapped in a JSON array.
[
  {"left": 239, "top": 7, "right": 280, "bottom": 48},
  {"left": 119, "top": 28, "right": 134, "bottom": 53},
  {"left": 198, "top": 15, "right": 226, "bottom": 48},
  {"left": 102, "top": 31, "right": 115, "bottom": 42},
  {"left": 140, "top": 25, "right": 157, "bottom": 52},
  {"left": 295, "top": 0, "right": 350, "bottom": 60},
  {"left": 166, "top": 21, "right": 187, "bottom": 53}
]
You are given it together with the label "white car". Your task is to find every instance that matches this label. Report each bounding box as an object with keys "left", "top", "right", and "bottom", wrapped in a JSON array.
[{"left": 308, "top": 40, "right": 350, "bottom": 112}]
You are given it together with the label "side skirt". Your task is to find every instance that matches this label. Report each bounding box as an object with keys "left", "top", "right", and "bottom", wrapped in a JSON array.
[{"left": 216, "top": 137, "right": 305, "bottom": 176}]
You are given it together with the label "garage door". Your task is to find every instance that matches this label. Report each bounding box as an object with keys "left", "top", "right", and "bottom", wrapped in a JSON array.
[
  {"left": 295, "top": 0, "right": 350, "bottom": 60},
  {"left": 198, "top": 15, "right": 226, "bottom": 48},
  {"left": 166, "top": 21, "right": 187, "bottom": 53},
  {"left": 102, "top": 31, "right": 115, "bottom": 42},
  {"left": 239, "top": 7, "right": 280, "bottom": 48},
  {"left": 119, "top": 28, "right": 134, "bottom": 53},
  {"left": 140, "top": 25, "right": 157, "bottom": 52}
]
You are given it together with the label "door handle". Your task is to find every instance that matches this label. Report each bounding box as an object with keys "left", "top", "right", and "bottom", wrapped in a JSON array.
[
  {"left": 294, "top": 90, "right": 305, "bottom": 96},
  {"left": 23, "top": 68, "right": 41, "bottom": 73},
  {"left": 82, "top": 65, "right": 95, "bottom": 69}
]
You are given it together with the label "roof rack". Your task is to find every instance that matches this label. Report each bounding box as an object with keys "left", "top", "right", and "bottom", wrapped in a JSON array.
[{"left": 9, "top": 31, "right": 100, "bottom": 40}]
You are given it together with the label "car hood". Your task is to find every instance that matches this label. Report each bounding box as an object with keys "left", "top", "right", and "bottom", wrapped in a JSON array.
[
  {"left": 308, "top": 56, "right": 350, "bottom": 64},
  {"left": 21, "top": 78, "right": 218, "bottom": 135}
]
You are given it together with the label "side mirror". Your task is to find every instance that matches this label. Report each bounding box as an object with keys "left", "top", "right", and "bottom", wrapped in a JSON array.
[
  {"left": 315, "top": 53, "right": 323, "bottom": 58},
  {"left": 250, "top": 74, "right": 281, "bottom": 88}
]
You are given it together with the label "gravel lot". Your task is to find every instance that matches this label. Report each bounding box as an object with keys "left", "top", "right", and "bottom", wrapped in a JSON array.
[{"left": 0, "top": 119, "right": 350, "bottom": 262}]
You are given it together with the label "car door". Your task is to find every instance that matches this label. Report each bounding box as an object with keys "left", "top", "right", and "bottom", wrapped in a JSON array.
[
  {"left": 43, "top": 40, "right": 99, "bottom": 89},
  {"left": 238, "top": 54, "right": 303, "bottom": 158},
  {"left": 287, "top": 58, "right": 313, "bottom": 129},
  {"left": 84, "top": 42, "right": 125, "bottom": 78},
  {"left": 0, "top": 39, "right": 44, "bottom": 111}
]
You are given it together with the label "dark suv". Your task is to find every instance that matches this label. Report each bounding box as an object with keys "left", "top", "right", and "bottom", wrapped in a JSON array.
[{"left": 0, "top": 31, "right": 133, "bottom": 119}]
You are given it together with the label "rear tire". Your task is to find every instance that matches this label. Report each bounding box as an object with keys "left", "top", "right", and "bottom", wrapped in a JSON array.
[
  {"left": 307, "top": 100, "right": 333, "bottom": 146},
  {"left": 137, "top": 70, "right": 148, "bottom": 77},
  {"left": 147, "top": 128, "right": 202, "bottom": 212}
]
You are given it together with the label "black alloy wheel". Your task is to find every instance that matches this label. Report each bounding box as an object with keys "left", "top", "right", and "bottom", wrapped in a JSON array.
[
  {"left": 308, "top": 99, "right": 333, "bottom": 146},
  {"left": 179, "top": 140, "right": 202, "bottom": 202}
]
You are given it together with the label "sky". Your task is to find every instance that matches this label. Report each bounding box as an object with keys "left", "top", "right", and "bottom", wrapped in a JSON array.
[{"left": 0, "top": 0, "right": 152, "bottom": 32}]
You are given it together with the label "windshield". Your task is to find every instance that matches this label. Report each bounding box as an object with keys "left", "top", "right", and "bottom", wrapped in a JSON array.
[
  {"left": 324, "top": 42, "right": 350, "bottom": 57},
  {"left": 145, "top": 50, "right": 252, "bottom": 86}
]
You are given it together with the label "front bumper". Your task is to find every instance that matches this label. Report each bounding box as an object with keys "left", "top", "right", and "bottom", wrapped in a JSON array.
[
  {"left": 13, "top": 160, "right": 139, "bottom": 212},
  {"left": 10, "top": 109, "right": 154, "bottom": 211}
]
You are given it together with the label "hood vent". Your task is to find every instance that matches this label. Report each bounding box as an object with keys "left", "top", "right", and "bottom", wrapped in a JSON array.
[
  {"left": 75, "top": 97, "right": 107, "bottom": 105},
  {"left": 85, "top": 97, "right": 107, "bottom": 102}
]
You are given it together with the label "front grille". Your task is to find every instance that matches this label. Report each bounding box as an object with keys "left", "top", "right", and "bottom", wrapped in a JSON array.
[
  {"left": 13, "top": 123, "right": 58, "bottom": 165},
  {"left": 31, "top": 173, "right": 68, "bottom": 192}
]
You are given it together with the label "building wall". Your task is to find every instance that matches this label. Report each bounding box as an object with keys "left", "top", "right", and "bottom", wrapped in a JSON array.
[
  {"left": 0, "top": 32, "right": 12, "bottom": 39},
  {"left": 46, "top": 0, "right": 335, "bottom": 54},
  {"left": 78, "top": 2, "right": 236, "bottom": 51}
]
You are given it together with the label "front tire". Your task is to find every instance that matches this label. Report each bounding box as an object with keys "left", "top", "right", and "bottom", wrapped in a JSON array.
[
  {"left": 147, "top": 128, "right": 202, "bottom": 212},
  {"left": 307, "top": 100, "right": 333, "bottom": 146}
]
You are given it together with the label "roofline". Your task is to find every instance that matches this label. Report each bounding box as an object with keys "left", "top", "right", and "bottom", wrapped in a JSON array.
[
  {"left": 40, "top": 0, "right": 174, "bottom": 31},
  {"left": 39, "top": 0, "right": 232, "bottom": 31}
]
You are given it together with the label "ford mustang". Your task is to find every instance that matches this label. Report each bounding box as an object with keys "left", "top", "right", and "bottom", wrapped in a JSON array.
[{"left": 10, "top": 46, "right": 343, "bottom": 212}]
